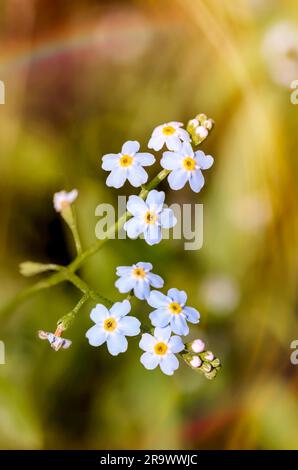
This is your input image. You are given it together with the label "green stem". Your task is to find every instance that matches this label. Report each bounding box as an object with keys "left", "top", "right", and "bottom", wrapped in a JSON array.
[
  {"left": 65, "top": 271, "right": 113, "bottom": 307},
  {"left": 0, "top": 169, "right": 170, "bottom": 317}
]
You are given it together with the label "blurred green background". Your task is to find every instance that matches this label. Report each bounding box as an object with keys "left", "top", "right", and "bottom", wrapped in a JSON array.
[{"left": 0, "top": 0, "right": 298, "bottom": 450}]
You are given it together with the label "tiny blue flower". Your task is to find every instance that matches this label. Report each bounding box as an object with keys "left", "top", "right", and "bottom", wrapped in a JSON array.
[
  {"left": 139, "top": 326, "right": 184, "bottom": 376},
  {"left": 102, "top": 140, "right": 155, "bottom": 188},
  {"left": 124, "top": 190, "right": 177, "bottom": 246},
  {"left": 86, "top": 300, "right": 140, "bottom": 356},
  {"left": 115, "top": 262, "right": 164, "bottom": 300},
  {"left": 160, "top": 142, "right": 214, "bottom": 193},
  {"left": 148, "top": 122, "right": 190, "bottom": 152},
  {"left": 148, "top": 288, "right": 200, "bottom": 336}
]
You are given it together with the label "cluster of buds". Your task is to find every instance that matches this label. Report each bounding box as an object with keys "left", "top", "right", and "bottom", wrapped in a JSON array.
[
  {"left": 182, "top": 339, "right": 221, "bottom": 380},
  {"left": 187, "top": 114, "right": 214, "bottom": 146}
]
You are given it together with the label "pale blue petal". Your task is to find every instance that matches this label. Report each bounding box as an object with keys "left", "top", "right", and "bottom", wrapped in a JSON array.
[
  {"left": 148, "top": 290, "right": 170, "bottom": 308},
  {"left": 118, "top": 316, "right": 141, "bottom": 336},
  {"left": 140, "top": 352, "right": 160, "bottom": 370},
  {"left": 86, "top": 325, "right": 107, "bottom": 347},
  {"left": 116, "top": 266, "right": 132, "bottom": 276},
  {"left": 168, "top": 335, "right": 185, "bottom": 353},
  {"left": 189, "top": 170, "right": 205, "bottom": 193},
  {"left": 106, "top": 167, "right": 127, "bottom": 188},
  {"left": 147, "top": 273, "right": 164, "bottom": 288},
  {"left": 124, "top": 217, "right": 145, "bottom": 239},
  {"left": 180, "top": 142, "right": 194, "bottom": 157},
  {"left": 122, "top": 140, "right": 140, "bottom": 155},
  {"left": 134, "top": 280, "right": 150, "bottom": 300},
  {"left": 171, "top": 315, "right": 189, "bottom": 336},
  {"left": 139, "top": 333, "right": 155, "bottom": 352},
  {"left": 168, "top": 168, "right": 188, "bottom": 190},
  {"left": 154, "top": 326, "right": 172, "bottom": 342},
  {"left": 160, "top": 208, "right": 177, "bottom": 229},
  {"left": 149, "top": 308, "right": 171, "bottom": 327},
  {"left": 127, "top": 195, "right": 147, "bottom": 216},
  {"left": 148, "top": 135, "right": 164, "bottom": 151},
  {"left": 90, "top": 304, "right": 109, "bottom": 324},
  {"left": 178, "top": 129, "right": 191, "bottom": 142},
  {"left": 110, "top": 299, "right": 131, "bottom": 319},
  {"left": 160, "top": 354, "right": 179, "bottom": 375},
  {"left": 134, "top": 153, "right": 155, "bottom": 166},
  {"left": 102, "top": 154, "right": 119, "bottom": 170},
  {"left": 165, "top": 135, "right": 182, "bottom": 151},
  {"left": 184, "top": 306, "right": 200, "bottom": 323},
  {"left": 106, "top": 333, "right": 128, "bottom": 356},
  {"left": 136, "top": 262, "right": 152, "bottom": 271},
  {"left": 168, "top": 288, "right": 187, "bottom": 306},
  {"left": 146, "top": 190, "right": 165, "bottom": 212},
  {"left": 127, "top": 166, "right": 148, "bottom": 187},
  {"left": 160, "top": 152, "right": 181, "bottom": 170},
  {"left": 195, "top": 150, "right": 214, "bottom": 169},
  {"left": 144, "top": 224, "right": 162, "bottom": 246},
  {"left": 115, "top": 276, "right": 135, "bottom": 293}
]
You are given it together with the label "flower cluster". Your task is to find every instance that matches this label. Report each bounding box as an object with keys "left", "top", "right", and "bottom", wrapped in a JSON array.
[
  {"left": 34, "top": 116, "right": 220, "bottom": 381},
  {"left": 101, "top": 120, "right": 214, "bottom": 246},
  {"left": 85, "top": 262, "right": 203, "bottom": 376}
]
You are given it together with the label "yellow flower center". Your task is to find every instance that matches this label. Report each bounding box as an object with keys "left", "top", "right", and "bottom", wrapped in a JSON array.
[
  {"left": 154, "top": 342, "right": 168, "bottom": 355},
  {"left": 183, "top": 156, "right": 196, "bottom": 171},
  {"left": 169, "top": 301, "right": 182, "bottom": 315},
  {"left": 133, "top": 267, "right": 146, "bottom": 279},
  {"left": 104, "top": 317, "right": 117, "bottom": 332},
  {"left": 145, "top": 211, "right": 157, "bottom": 224},
  {"left": 162, "top": 125, "right": 176, "bottom": 136},
  {"left": 119, "top": 154, "right": 133, "bottom": 167}
]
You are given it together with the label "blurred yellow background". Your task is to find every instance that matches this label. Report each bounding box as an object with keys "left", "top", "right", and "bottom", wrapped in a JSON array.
[{"left": 0, "top": 0, "right": 298, "bottom": 450}]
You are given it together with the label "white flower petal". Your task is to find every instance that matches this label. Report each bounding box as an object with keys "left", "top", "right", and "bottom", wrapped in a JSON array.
[
  {"left": 90, "top": 304, "right": 109, "bottom": 324},
  {"left": 118, "top": 316, "right": 141, "bottom": 336},
  {"left": 139, "top": 333, "right": 156, "bottom": 352},
  {"left": 154, "top": 326, "right": 172, "bottom": 342},
  {"left": 127, "top": 165, "right": 148, "bottom": 187},
  {"left": 160, "top": 354, "right": 179, "bottom": 375},
  {"left": 160, "top": 152, "right": 182, "bottom": 170},
  {"left": 195, "top": 151, "right": 214, "bottom": 170},
  {"left": 178, "top": 129, "right": 191, "bottom": 143},
  {"left": 140, "top": 352, "right": 160, "bottom": 369},
  {"left": 184, "top": 306, "right": 200, "bottom": 324},
  {"left": 148, "top": 290, "right": 170, "bottom": 308},
  {"left": 170, "top": 315, "right": 189, "bottom": 336},
  {"left": 106, "top": 167, "right": 127, "bottom": 188},
  {"left": 146, "top": 190, "right": 165, "bottom": 212},
  {"left": 127, "top": 195, "right": 147, "bottom": 216},
  {"left": 180, "top": 142, "right": 194, "bottom": 157},
  {"left": 144, "top": 224, "right": 162, "bottom": 245},
  {"left": 106, "top": 333, "right": 128, "bottom": 356},
  {"left": 168, "top": 335, "right": 185, "bottom": 353},
  {"left": 165, "top": 135, "right": 182, "bottom": 151},
  {"left": 102, "top": 154, "right": 119, "bottom": 171},
  {"left": 189, "top": 170, "right": 205, "bottom": 193},
  {"left": 149, "top": 308, "right": 171, "bottom": 327},
  {"left": 110, "top": 299, "right": 131, "bottom": 319},
  {"left": 147, "top": 273, "right": 164, "bottom": 288},
  {"left": 86, "top": 325, "right": 107, "bottom": 347},
  {"left": 168, "top": 168, "right": 188, "bottom": 190},
  {"left": 134, "top": 153, "right": 155, "bottom": 166},
  {"left": 115, "top": 276, "right": 135, "bottom": 293},
  {"left": 160, "top": 208, "right": 177, "bottom": 229},
  {"left": 136, "top": 262, "right": 152, "bottom": 271},
  {"left": 124, "top": 216, "right": 145, "bottom": 239},
  {"left": 134, "top": 279, "right": 150, "bottom": 300},
  {"left": 122, "top": 140, "right": 140, "bottom": 155},
  {"left": 168, "top": 288, "right": 187, "bottom": 306},
  {"left": 148, "top": 135, "right": 165, "bottom": 151},
  {"left": 116, "top": 266, "right": 132, "bottom": 276}
]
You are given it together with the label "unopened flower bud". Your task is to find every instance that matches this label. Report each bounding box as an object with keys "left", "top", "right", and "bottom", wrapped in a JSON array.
[
  {"left": 190, "top": 339, "right": 205, "bottom": 353},
  {"left": 197, "top": 113, "right": 207, "bottom": 123},
  {"left": 190, "top": 356, "right": 202, "bottom": 368},
  {"left": 204, "top": 119, "right": 213, "bottom": 130},
  {"left": 195, "top": 126, "right": 208, "bottom": 139},
  {"left": 211, "top": 358, "right": 221, "bottom": 368},
  {"left": 188, "top": 118, "right": 199, "bottom": 128},
  {"left": 203, "top": 351, "right": 214, "bottom": 361},
  {"left": 201, "top": 362, "right": 212, "bottom": 373},
  {"left": 205, "top": 368, "right": 218, "bottom": 380}
]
